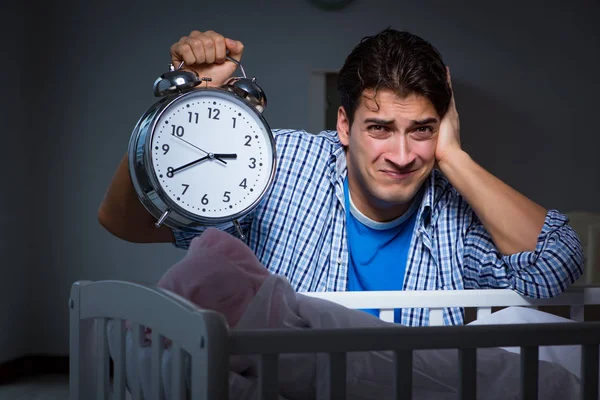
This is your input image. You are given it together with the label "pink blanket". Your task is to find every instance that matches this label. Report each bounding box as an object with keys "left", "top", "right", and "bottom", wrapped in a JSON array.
[{"left": 157, "top": 228, "right": 270, "bottom": 329}]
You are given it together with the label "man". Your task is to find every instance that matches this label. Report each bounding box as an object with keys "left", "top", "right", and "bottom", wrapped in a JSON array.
[{"left": 98, "top": 29, "right": 584, "bottom": 326}]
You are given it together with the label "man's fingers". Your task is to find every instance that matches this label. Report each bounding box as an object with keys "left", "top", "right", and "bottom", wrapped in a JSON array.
[
  {"left": 225, "top": 38, "right": 244, "bottom": 61},
  {"left": 445, "top": 66, "right": 457, "bottom": 110},
  {"left": 199, "top": 36, "right": 215, "bottom": 64},
  {"left": 187, "top": 37, "right": 209, "bottom": 65},
  {"left": 205, "top": 30, "right": 228, "bottom": 63},
  {"left": 172, "top": 30, "right": 243, "bottom": 66},
  {"left": 172, "top": 39, "right": 212, "bottom": 68},
  {"left": 171, "top": 31, "right": 218, "bottom": 66},
  {"left": 170, "top": 43, "right": 197, "bottom": 67},
  {"left": 446, "top": 66, "right": 453, "bottom": 89},
  {"left": 189, "top": 30, "right": 226, "bottom": 64}
]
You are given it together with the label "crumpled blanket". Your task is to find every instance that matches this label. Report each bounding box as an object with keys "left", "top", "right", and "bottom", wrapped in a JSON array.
[{"left": 107, "top": 228, "right": 581, "bottom": 399}]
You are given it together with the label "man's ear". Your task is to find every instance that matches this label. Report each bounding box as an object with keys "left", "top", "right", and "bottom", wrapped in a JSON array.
[{"left": 337, "top": 106, "right": 350, "bottom": 146}]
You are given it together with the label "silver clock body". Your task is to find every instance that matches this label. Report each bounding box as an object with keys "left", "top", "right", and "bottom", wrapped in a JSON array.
[{"left": 128, "top": 87, "right": 276, "bottom": 233}]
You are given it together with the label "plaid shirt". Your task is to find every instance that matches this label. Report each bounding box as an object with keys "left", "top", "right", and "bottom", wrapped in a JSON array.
[{"left": 173, "top": 129, "right": 584, "bottom": 326}]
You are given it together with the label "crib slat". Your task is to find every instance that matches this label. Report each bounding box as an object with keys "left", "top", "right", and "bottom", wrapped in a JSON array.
[
  {"left": 476, "top": 307, "right": 492, "bottom": 320},
  {"left": 393, "top": 350, "right": 412, "bottom": 400},
  {"left": 151, "top": 330, "right": 164, "bottom": 400},
  {"left": 171, "top": 343, "right": 186, "bottom": 400},
  {"left": 429, "top": 309, "right": 444, "bottom": 326},
  {"left": 95, "top": 318, "right": 110, "bottom": 400},
  {"left": 379, "top": 309, "right": 395, "bottom": 322},
  {"left": 325, "top": 352, "right": 346, "bottom": 399},
  {"left": 258, "top": 354, "right": 279, "bottom": 400},
  {"left": 191, "top": 353, "right": 204, "bottom": 400},
  {"left": 581, "top": 344, "right": 599, "bottom": 400},
  {"left": 571, "top": 305, "right": 585, "bottom": 322},
  {"left": 520, "top": 346, "right": 538, "bottom": 399},
  {"left": 459, "top": 348, "right": 476, "bottom": 400},
  {"left": 131, "top": 324, "right": 143, "bottom": 400},
  {"left": 112, "top": 320, "right": 127, "bottom": 400}
]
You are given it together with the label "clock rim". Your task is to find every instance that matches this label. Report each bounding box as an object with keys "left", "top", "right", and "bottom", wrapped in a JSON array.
[{"left": 128, "top": 87, "right": 277, "bottom": 231}]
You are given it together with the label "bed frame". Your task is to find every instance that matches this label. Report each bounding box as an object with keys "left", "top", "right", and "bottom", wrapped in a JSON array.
[{"left": 69, "top": 280, "right": 600, "bottom": 400}]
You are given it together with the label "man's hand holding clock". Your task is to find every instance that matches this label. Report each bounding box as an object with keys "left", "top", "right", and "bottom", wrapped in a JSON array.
[{"left": 170, "top": 30, "right": 245, "bottom": 88}]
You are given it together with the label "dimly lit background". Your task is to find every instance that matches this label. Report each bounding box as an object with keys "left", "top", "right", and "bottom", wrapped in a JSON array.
[{"left": 1, "top": 0, "right": 598, "bottom": 363}]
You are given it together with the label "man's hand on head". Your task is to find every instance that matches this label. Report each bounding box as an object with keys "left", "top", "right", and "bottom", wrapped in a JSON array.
[{"left": 435, "top": 67, "right": 463, "bottom": 168}]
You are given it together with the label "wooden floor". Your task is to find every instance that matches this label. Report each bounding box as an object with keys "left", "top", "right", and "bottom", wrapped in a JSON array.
[{"left": 0, "top": 374, "right": 69, "bottom": 400}]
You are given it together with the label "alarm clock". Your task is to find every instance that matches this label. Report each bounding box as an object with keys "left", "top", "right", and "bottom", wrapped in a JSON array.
[{"left": 128, "top": 57, "right": 276, "bottom": 239}]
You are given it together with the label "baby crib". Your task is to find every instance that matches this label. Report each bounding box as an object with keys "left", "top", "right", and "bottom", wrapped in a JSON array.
[{"left": 69, "top": 280, "right": 600, "bottom": 400}]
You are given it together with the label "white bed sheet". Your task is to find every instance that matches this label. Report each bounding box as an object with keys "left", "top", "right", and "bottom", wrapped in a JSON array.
[{"left": 468, "top": 306, "right": 584, "bottom": 379}]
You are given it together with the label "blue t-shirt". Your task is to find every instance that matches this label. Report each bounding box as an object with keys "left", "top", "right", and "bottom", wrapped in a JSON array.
[{"left": 344, "top": 177, "right": 420, "bottom": 323}]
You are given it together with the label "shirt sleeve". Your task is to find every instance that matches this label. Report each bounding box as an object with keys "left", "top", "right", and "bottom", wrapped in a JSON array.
[{"left": 462, "top": 209, "right": 585, "bottom": 297}]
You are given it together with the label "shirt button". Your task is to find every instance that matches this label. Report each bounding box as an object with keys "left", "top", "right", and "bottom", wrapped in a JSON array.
[{"left": 337, "top": 257, "right": 342, "bottom": 264}]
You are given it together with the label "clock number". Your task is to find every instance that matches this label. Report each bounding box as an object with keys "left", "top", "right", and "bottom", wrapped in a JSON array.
[
  {"left": 223, "top": 191, "right": 231, "bottom": 203},
  {"left": 171, "top": 125, "right": 184, "bottom": 137},
  {"left": 207, "top": 107, "right": 220, "bottom": 120},
  {"left": 162, "top": 144, "right": 170, "bottom": 154},
  {"left": 166, "top": 167, "right": 174, "bottom": 178},
  {"left": 181, "top": 184, "right": 189, "bottom": 195},
  {"left": 188, "top": 112, "right": 199, "bottom": 124},
  {"left": 201, "top": 194, "right": 209, "bottom": 205},
  {"left": 249, "top": 158, "right": 256, "bottom": 169},
  {"left": 244, "top": 135, "right": 252, "bottom": 146},
  {"left": 239, "top": 178, "right": 247, "bottom": 189},
  {"left": 232, "top": 117, "right": 236, "bottom": 128}
]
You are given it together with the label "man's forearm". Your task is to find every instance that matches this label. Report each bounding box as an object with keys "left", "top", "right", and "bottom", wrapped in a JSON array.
[
  {"left": 98, "top": 153, "right": 174, "bottom": 243},
  {"left": 438, "top": 150, "right": 547, "bottom": 255}
]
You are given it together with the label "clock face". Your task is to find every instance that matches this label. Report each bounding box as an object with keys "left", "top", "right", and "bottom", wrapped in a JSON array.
[{"left": 149, "top": 89, "right": 275, "bottom": 221}]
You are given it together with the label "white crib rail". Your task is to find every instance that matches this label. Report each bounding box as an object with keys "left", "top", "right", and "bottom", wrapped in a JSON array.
[
  {"left": 70, "top": 281, "right": 600, "bottom": 400},
  {"left": 230, "top": 321, "right": 600, "bottom": 400},
  {"left": 69, "top": 280, "right": 230, "bottom": 400},
  {"left": 303, "top": 287, "right": 600, "bottom": 324}
]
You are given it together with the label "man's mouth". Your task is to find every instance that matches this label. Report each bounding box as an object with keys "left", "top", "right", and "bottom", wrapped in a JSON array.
[{"left": 380, "top": 169, "right": 416, "bottom": 180}]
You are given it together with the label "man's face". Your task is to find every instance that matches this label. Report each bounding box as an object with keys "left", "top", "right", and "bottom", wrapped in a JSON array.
[{"left": 337, "top": 89, "right": 439, "bottom": 222}]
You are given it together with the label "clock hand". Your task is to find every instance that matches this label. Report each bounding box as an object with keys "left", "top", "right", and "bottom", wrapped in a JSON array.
[
  {"left": 212, "top": 153, "right": 237, "bottom": 160},
  {"left": 171, "top": 135, "right": 227, "bottom": 164},
  {"left": 170, "top": 155, "right": 210, "bottom": 175},
  {"left": 169, "top": 152, "right": 237, "bottom": 176}
]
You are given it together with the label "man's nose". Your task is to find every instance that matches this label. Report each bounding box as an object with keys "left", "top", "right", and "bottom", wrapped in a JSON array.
[{"left": 386, "top": 135, "right": 416, "bottom": 167}]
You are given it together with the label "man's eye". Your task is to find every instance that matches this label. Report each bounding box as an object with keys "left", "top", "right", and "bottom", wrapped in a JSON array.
[
  {"left": 414, "top": 126, "right": 434, "bottom": 136},
  {"left": 368, "top": 125, "right": 386, "bottom": 131}
]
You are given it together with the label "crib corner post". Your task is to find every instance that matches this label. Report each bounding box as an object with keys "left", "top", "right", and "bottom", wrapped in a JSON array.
[
  {"left": 570, "top": 305, "right": 585, "bottom": 322},
  {"left": 69, "top": 280, "right": 94, "bottom": 400},
  {"left": 191, "top": 310, "right": 230, "bottom": 400}
]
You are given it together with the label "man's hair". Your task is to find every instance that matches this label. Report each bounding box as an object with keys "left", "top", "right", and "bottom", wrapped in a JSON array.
[{"left": 337, "top": 28, "right": 451, "bottom": 125}]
